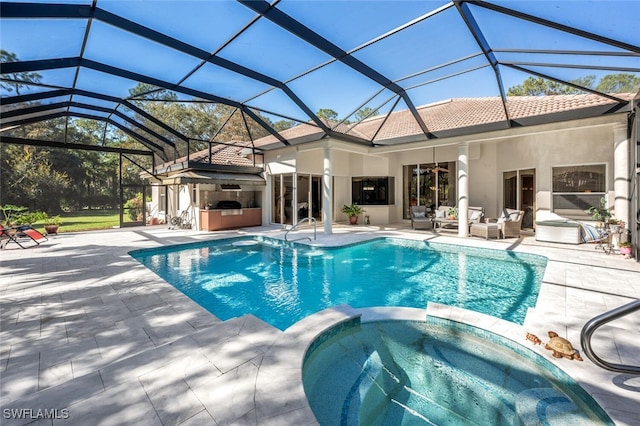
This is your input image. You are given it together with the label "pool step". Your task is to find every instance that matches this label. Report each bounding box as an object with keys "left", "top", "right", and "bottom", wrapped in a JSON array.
[
  {"left": 515, "top": 387, "right": 583, "bottom": 425},
  {"left": 342, "top": 349, "right": 472, "bottom": 425}
]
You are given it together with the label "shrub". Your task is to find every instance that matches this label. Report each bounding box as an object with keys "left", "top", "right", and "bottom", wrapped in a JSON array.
[{"left": 123, "top": 193, "right": 143, "bottom": 221}]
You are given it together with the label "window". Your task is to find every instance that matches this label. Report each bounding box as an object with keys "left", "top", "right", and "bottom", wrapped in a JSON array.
[
  {"left": 352, "top": 177, "right": 395, "bottom": 205},
  {"left": 552, "top": 165, "right": 606, "bottom": 217}
]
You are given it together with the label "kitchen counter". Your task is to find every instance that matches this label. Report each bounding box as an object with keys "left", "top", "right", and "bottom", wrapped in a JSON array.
[{"left": 199, "top": 208, "right": 262, "bottom": 231}]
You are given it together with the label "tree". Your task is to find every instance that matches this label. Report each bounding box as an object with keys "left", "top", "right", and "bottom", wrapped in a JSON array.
[
  {"left": 316, "top": 108, "right": 339, "bottom": 121},
  {"left": 507, "top": 75, "right": 596, "bottom": 96},
  {"left": 595, "top": 73, "right": 640, "bottom": 93},
  {"left": 273, "top": 119, "right": 295, "bottom": 131},
  {"left": 0, "top": 144, "right": 71, "bottom": 213},
  {"left": 126, "top": 83, "right": 273, "bottom": 158},
  {"left": 355, "top": 107, "right": 378, "bottom": 122},
  {"left": 0, "top": 50, "right": 42, "bottom": 95},
  {"left": 507, "top": 73, "right": 640, "bottom": 96}
]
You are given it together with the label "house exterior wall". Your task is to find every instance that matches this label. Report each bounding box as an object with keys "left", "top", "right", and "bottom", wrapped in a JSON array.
[
  {"left": 468, "top": 143, "right": 499, "bottom": 218},
  {"left": 263, "top": 113, "right": 629, "bottom": 228},
  {"left": 497, "top": 121, "right": 618, "bottom": 219}
]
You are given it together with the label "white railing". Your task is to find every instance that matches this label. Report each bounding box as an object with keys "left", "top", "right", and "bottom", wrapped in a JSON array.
[{"left": 284, "top": 217, "right": 317, "bottom": 242}]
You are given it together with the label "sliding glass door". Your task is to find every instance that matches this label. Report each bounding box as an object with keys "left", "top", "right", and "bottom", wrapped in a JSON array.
[
  {"left": 503, "top": 169, "right": 536, "bottom": 229},
  {"left": 403, "top": 162, "right": 456, "bottom": 219}
]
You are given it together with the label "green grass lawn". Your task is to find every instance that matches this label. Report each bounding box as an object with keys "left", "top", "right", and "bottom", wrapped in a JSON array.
[{"left": 36, "top": 210, "right": 121, "bottom": 233}]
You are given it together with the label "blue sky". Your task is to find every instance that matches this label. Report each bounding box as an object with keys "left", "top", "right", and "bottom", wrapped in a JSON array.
[{"left": 2, "top": 0, "right": 639, "bottom": 123}]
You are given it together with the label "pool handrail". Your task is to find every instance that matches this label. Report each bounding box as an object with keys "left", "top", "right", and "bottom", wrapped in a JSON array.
[
  {"left": 285, "top": 217, "right": 317, "bottom": 242},
  {"left": 580, "top": 299, "right": 640, "bottom": 374}
]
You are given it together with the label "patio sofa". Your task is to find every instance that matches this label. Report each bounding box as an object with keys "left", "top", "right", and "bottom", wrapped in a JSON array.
[{"left": 433, "top": 206, "right": 484, "bottom": 230}]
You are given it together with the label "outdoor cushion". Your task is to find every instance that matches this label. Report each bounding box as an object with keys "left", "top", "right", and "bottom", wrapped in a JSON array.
[
  {"left": 413, "top": 211, "right": 426, "bottom": 218},
  {"left": 469, "top": 210, "right": 482, "bottom": 221},
  {"left": 580, "top": 223, "right": 607, "bottom": 243},
  {"left": 435, "top": 210, "right": 446, "bottom": 218}
]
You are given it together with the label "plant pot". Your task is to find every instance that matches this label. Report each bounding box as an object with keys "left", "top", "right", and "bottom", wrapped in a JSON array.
[
  {"left": 619, "top": 246, "right": 632, "bottom": 255},
  {"left": 349, "top": 215, "right": 358, "bottom": 225},
  {"left": 44, "top": 225, "right": 59, "bottom": 235}
]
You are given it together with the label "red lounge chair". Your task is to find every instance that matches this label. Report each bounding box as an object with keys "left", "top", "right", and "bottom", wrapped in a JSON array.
[
  {"left": 1, "top": 225, "right": 47, "bottom": 249},
  {"left": 1, "top": 227, "right": 24, "bottom": 249},
  {"left": 18, "top": 225, "right": 48, "bottom": 244}
]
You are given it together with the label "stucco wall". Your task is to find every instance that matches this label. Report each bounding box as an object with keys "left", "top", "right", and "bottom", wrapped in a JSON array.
[
  {"left": 468, "top": 143, "right": 499, "bottom": 218},
  {"left": 497, "top": 124, "right": 614, "bottom": 216},
  {"left": 262, "top": 115, "right": 627, "bottom": 226}
]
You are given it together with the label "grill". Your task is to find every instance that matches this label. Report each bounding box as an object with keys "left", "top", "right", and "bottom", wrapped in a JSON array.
[{"left": 216, "top": 200, "right": 242, "bottom": 209}]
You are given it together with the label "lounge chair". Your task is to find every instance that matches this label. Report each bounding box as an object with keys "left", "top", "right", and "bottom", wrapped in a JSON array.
[
  {"left": 1, "top": 227, "right": 23, "bottom": 249},
  {"left": 18, "top": 225, "right": 48, "bottom": 244},
  {"left": 0, "top": 225, "right": 47, "bottom": 249},
  {"left": 410, "top": 206, "right": 432, "bottom": 230}
]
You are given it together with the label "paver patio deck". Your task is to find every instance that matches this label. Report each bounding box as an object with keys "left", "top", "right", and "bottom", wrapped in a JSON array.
[{"left": 1, "top": 224, "right": 639, "bottom": 425}]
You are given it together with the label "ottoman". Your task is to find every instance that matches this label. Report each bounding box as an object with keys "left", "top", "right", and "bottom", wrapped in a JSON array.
[{"left": 470, "top": 222, "right": 501, "bottom": 240}]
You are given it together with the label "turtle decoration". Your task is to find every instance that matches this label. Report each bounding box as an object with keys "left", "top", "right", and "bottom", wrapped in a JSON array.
[
  {"left": 525, "top": 332, "right": 541, "bottom": 345},
  {"left": 545, "top": 331, "right": 583, "bottom": 361},
  {"left": 524, "top": 331, "right": 583, "bottom": 361}
]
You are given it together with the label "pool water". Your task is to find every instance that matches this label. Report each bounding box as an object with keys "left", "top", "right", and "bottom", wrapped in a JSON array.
[
  {"left": 131, "top": 237, "right": 546, "bottom": 330},
  {"left": 303, "top": 319, "right": 613, "bottom": 425}
]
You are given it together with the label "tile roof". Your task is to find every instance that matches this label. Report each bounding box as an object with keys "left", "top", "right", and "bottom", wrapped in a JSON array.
[
  {"left": 158, "top": 93, "right": 633, "bottom": 171},
  {"left": 255, "top": 93, "right": 634, "bottom": 146},
  {"left": 158, "top": 141, "right": 257, "bottom": 170}
]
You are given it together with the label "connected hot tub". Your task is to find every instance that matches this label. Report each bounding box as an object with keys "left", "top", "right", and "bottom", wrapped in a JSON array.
[{"left": 303, "top": 318, "right": 612, "bottom": 425}]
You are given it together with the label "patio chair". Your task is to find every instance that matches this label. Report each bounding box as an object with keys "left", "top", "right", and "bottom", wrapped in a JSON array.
[
  {"left": 1, "top": 227, "right": 23, "bottom": 249},
  {"left": 410, "top": 205, "right": 432, "bottom": 230},
  {"left": 0, "top": 225, "right": 47, "bottom": 249},
  {"left": 487, "top": 209, "right": 524, "bottom": 238},
  {"left": 17, "top": 225, "right": 48, "bottom": 244}
]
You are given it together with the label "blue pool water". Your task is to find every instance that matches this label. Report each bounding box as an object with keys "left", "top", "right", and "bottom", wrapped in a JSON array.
[
  {"left": 131, "top": 237, "right": 546, "bottom": 330},
  {"left": 303, "top": 319, "right": 613, "bottom": 425}
]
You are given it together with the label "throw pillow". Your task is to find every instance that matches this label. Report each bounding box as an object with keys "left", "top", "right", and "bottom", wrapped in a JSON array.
[
  {"left": 435, "top": 210, "right": 446, "bottom": 218},
  {"left": 414, "top": 211, "right": 426, "bottom": 218}
]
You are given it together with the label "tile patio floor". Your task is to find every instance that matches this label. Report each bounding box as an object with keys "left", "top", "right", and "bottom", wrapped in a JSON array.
[{"left": 1, "top": 224, "right": 639, "bottom": 425}]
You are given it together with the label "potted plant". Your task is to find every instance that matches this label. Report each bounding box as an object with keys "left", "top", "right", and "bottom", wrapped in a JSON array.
[
  {"left": 607, "top": 218, "right": 624, "bottom": 233},
  {"left": 586, "top": 197, "right": 611, "bottom": 226},
  {"left": 447, "top": 206, "right": 458, "bottom": 220},
  {"left": 43, "top": 214, "right": 62, "bottom": 235},
  {"left": 618, "top": 241, "right": 632, "bottom": 256},
  {"left": 341, "top": 204, "right": 364, "bottom": 225}
]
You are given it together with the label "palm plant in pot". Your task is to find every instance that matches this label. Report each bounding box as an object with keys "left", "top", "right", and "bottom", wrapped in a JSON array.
[
  {"left": 43, "top": 214, "right": 62, "bottom": 235},
  {"left": 447, "top": 206, "right": 458, "bottom": 220},
  {"left": 341, "top": 204, "right": 364, "bottom": 225}
]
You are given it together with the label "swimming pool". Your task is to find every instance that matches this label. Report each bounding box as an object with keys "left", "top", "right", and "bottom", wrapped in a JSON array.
[
  {"left": 302, "top": 318, "right": 613, "bottom": 425},
  {"left": 131, "top": 237, "right": 546, "bottom": 330}
]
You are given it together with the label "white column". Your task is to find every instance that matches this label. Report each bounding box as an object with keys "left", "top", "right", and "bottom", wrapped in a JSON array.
[
  {"left": 323, "top": 147, "right": 333, "bottom": 235},
  {"left": 458, "top": 142, "right": 469, "bottom": 237},
  {"left": 613, "top": 124, "right": 630, "bottom": 228}
]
